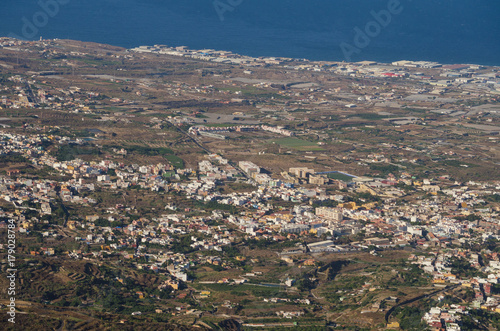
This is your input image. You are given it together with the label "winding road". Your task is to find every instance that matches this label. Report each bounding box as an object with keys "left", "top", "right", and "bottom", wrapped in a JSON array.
[{"left": 384, "top": 284, "right": 460, "bottom": 323}]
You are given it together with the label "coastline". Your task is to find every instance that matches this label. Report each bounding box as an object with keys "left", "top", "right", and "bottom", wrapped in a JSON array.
[
  {"left": 1, "top": 0, "right": 499, "bottom": 67},
  {"left": 129, "top": 43, "right": 499, "bottom": 70}
]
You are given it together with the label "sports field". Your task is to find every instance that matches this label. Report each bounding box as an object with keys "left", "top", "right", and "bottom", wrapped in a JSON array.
[
  {"left": 327, "top": 172, "right": 355, "bottom": 181},
  {"left": 273, "top": 138, "right": 325, "bottom": 151}
]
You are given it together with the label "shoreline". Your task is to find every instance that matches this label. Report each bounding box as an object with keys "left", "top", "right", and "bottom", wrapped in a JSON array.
[
  {"left": 1, "top": 35, "right": 499, "bottom": 68},
  {"left": 129, "top": 43, "right": 499, "bottom": 69}
]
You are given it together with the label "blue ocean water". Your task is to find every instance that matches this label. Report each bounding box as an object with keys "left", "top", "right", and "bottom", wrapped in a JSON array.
[{"left": 0, "top": 0, "right": 499, "bottom": 65}]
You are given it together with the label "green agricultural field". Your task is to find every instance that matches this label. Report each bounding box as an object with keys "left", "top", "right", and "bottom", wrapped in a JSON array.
[
  {"left": 164, "top": 155, "right": 185, "bottom": 168},
  {"left": 273, "top": 138, "right": 324, "bottom": 151}
]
